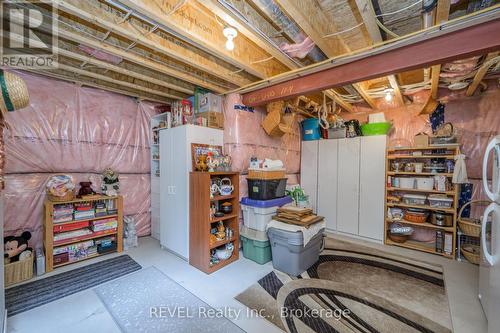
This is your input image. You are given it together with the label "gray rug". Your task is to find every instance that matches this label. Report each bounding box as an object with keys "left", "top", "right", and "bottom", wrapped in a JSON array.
[
  {"left": 6, "top": 254, "right": 141, "bottom": 317},
  {"left": 95, "top": 266, "right": 245, "bottom": 333}
]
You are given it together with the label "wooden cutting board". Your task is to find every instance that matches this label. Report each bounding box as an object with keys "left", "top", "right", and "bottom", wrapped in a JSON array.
[
  {"left": 272, "top": 215, "right": 324, "bottom": 228},
  {"left": 277, "top": 207, "right": 312, "bottom": 216}
]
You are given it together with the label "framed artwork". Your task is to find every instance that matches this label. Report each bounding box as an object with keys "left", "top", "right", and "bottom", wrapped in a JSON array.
[{"left": 191, "top": 143, "right": 223, "bottom": 171}]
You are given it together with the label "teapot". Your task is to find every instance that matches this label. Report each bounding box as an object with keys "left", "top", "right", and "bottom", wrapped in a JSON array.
[{"left": 219, "top": 178, "right": 234, "bottom": 196}]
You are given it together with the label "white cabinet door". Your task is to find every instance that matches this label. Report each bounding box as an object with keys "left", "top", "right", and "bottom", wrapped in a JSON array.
[
  {"left": 359, "top": 136, "right": 386, "bottom": 241},
  {"left": 336, "top": 138, "right": 360, "bottom": 235},
  {"left": 300, "top": 141, "right": 319, "bottom": 212},
  {"left": 318, "top": 140, "right": 338, "bottom": 231}
]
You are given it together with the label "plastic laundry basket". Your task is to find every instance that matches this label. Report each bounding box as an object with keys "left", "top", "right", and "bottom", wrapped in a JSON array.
[
  {"left": 267, "top": 227, "right": 324, "bottom": 276},
  {"left": 240, "top": 225, "right": 272, "bottom": 264},
  {"left": 240, "top": 196, "right": 292, "bottom": 231}
]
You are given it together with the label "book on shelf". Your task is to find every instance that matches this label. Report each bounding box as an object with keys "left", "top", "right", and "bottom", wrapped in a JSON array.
[
  {"left": 74, "top": 211, "right": 95, "bottom": 220},
  {"left": 53, "top": 221, "right": 90, "bottom": 233},
  {"left": 54, "top": 240, "right": 95, "bottom": 255},
  {"left": 54, "top": 228, "right": 93, "bottom": 242},
  {"left": 53, "top": 216, "right": 74, "bottom": 224}
]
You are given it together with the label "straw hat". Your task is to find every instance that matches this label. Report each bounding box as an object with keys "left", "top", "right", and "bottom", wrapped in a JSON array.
[{"left": 0, "top": 69, "right": 30, "bottom": 115}]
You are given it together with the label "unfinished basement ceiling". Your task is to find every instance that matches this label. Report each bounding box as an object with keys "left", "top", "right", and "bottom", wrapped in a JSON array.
[{"left": 5, "top": 0, "right": 498, "bottom": 109}]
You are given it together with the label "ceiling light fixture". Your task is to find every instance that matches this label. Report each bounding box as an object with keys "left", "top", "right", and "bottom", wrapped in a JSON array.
[
  {"left": 384, "top": 88, "right": 394, "bottom": 102},
  {"left": 223, "top": 26, "right": 237, "bottom": 51}
]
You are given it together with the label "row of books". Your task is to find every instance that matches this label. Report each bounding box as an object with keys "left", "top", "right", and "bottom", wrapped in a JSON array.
[
  {"left": 53, "top": 236, "right": 117, "bottom": 265},
  {"left": 91, "top": 218, "right": 118, "bottom": 232},
  {"left": 53, "top": 199, "right": 118, "bottom": 224}
]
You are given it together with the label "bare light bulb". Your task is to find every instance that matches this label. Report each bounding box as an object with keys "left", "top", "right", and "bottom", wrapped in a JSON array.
[
  {"left": 384, "top": 88, "right": 394, "bottom": 102},
  {"left": 225, "top": 38, "right": 235, "bottom": 51}
]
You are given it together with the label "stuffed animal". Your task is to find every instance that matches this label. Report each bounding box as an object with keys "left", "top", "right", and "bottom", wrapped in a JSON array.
[
  {"left": 4, "top": 231, "right": 32, "bottom": 264},
  {"left": 101, "top": 168, "right": 119, "bottom": 196},
  {"left": 77, "top": 181, "right": 96, "bottom": 197}
]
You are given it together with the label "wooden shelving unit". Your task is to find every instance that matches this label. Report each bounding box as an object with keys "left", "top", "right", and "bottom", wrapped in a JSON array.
[
  {"left": 43, "top": 195, "right": 123, "bottom": 272},
  {"left": 384, "top": 145, "right": 460, "bottom": 258},
  {"left": 189, "top": 171, "right": 239, "bottom": 274}
]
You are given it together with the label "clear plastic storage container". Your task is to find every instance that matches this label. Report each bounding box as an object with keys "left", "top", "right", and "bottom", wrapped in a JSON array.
[
  {"left": 402, "top": 194, "right": 427, "bottom": 205},
  {"left": 428, "top": 195, "right": 453, "bottom": 208}
]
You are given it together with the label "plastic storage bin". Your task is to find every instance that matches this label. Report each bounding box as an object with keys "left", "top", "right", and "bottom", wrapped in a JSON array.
[
  {"left": 247, "top": 178, "right": 287, "bottom": 200},
  {"left": 241, "top": 196, "right": 292, "bottom": 231},
  {"left": 301, "top": 118, "right": 320, "bottom": 141},
  {"left": 267, "top": 227, "right": 324, "bottom": 276},
  {"left": 240, "top": 225, "right": 272, "bottom": 264},
  {"left": 428, "top": 195, "right": 453, "bottom": 208},
  {"left": 402, "top": 194, "right": 427, "bottom": 205}
]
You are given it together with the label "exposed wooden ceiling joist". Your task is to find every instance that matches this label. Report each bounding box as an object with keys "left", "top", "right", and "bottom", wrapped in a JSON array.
[
  {"left": 196, "top": 0, "right": 299, "bottom": 70},
  {"left": 55, "top": 0, "right": 253, "bottom": 88},
  {"left": 26, "top": 69, "right": 170, "bottom": 103},
  {"left": 354, "top": 0, "right": 405, "bottom": 107},
  {"left": 115, "top": 0, "right": 291, "bottom": 78},
  {"left": 57, "top": 48, "right": 193, "bottom": 95},
  {"left": 466, "top": 52, "right": 499, "bottom": 96},
  {"left": 324, "top": 90, "right": 353, "bottom": 113},
  {"left": 352, "top": 83, "right": 377, "bottom": 109},
  {"left": 430, "top": 0, "right": 451, "bottom": 99},
  {"left": 273, "top": 0, "right": 375, "bottom": 108}
]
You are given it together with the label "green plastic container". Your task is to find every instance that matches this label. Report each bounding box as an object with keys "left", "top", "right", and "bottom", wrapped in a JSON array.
[
  {"left": 241, "top": 234, "right": 272, "bottom": 265},
  {"left": 360, "top": 122, "right": 392, "bottom": 136}
]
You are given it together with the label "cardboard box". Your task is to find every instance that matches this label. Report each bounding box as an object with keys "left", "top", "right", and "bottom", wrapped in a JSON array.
[
  {"left": 199, "top": 111, "right": 223, "bottom": 129},
  {"left": 198, "top": 93, "right": 222, "bottom": 113},
  {"left": 414, "top": 133, "right": 429, "bottom": 147}
]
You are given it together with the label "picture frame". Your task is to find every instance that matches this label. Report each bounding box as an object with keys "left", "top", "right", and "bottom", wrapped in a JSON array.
[{"left": 191, "top": 143, "right": 223, "bottom": 171}]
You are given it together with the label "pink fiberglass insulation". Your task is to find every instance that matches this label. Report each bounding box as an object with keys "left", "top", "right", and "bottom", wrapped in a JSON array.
[
  {"left": 223, "top": 93, "right": 301, "bottom": 198},
  {"left": 3, "top": 71, "right": 160, "bottom": 245}
]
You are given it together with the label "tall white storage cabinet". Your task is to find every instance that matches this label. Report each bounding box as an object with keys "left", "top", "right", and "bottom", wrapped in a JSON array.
[
  {"left": 300, "top": 140, "right": 319, "bottom": 212},
  {"left": 336, "top": 138, "right": 361, "bottom": 235},
  {"left": 318, "top": 140, "right": 338, "bottom": 231},
  {"left": 159, "top": 125, "right": 223, "bottom": 260},
  {"left": 301, "top": 136, "right": 386, "bottom": 242},
  {"left": 359, "top": 136, "right": 387, "bottom": 241}
]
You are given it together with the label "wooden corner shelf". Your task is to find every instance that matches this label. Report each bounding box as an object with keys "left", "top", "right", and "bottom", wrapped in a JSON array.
[
  {"left": 384, "top": 146, "right": 460, "bottom": 258},
  {"left": 43, "top": 195, "right": 123, "bottom": 272},
  {"left": 189, "top": 172, "right": 240, "bottom": 274}
]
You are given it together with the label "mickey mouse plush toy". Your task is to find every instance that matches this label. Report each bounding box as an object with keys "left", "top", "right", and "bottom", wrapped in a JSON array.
[{"left": 4, "top": 231, "right": 32, "bottom": 264}]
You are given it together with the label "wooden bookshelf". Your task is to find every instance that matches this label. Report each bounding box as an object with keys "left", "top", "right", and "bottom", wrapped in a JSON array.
[
  {"left": 43, "top": 195, "right": 123, "bottom": 272},
  {"left": 189, "top": 172, "right": 239, "bottom": 274},
  {"left": 385, "top": 145, "right": 460, "bottom": 258}
]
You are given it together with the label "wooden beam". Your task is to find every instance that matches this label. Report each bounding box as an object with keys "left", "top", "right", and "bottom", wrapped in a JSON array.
[
  {"left": 241, "top": 17, "right": 500, "bottom": 105},
  {"left": 195, "top": 0, "right": 299, "bottom": 70},
  {"left": 466, "top": 52, "right": 499, "bottom": 96},
  {"left": 324, "top": 90, "right": 353, "bottom": 113},
  {"left": 354, "top": 0, "right": 404, "bottom": 106},
  {"left": 56, "top": 63, "right": 182, "bottom": 100},
  {"left": 116, "top": 0, "right": 290, "bottom": 78},
  {"left": 6, "top": 7, "right": 226, "bottom": 92},
  {"left": 26, "top": 70, "right": 169, "bottom": 103},
  {"left": 430, "top": 0, "right": 451, "bottom": 99},
  {"left": 275, "top": 0, "right": 378, "bottom": 108},
  {"left": 55, "top": 0, "right": 252, "bottom": 87},
  {"left": 58, "top": 48, "right": 193, "bottom": 95},
  {"left": 352, "top": 83, "right": 377, "bottom": 109},
  {"left": 387, "top": 75, "right": 405, "bottom": 106}
]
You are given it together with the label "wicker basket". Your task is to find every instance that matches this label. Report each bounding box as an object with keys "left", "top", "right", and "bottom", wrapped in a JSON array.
[
  {"left": 461, "top": 244, "right": 480, "bottom": 265},
  {"left": 47, "top": 190, "right": 74, "bottom": 202},
  {"left": 4, "top": 256, "right": 34, "bottom": 287},
  {"left": 458, "top": 200, "right": 489, "bottom": 237},
  {"left": 248, "top": 169, "right": 286, "bottom": 180},
  {"left": 0, "top": 69, "right": 30, "bottom": 115}
]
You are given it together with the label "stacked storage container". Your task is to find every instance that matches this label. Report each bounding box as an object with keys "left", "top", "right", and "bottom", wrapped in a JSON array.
[{"left": 241, "top": 170, "right": 291, "bottom": 264}]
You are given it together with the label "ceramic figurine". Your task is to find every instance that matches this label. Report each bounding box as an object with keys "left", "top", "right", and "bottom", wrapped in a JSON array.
[
  {"left": 215, "top": 221, "right": 226, "bottom": 240},
  {"left": 221, "top": 155, "right": 232, "bottom": 171},
  {"left": 196, "top": 155, "right": 208, "bottom": 172},
  {"left": 206, "top": 155, "right": 219, "bottom": 172},
  {"left": 249, "top": 156, "right": 260, "bottom": 169}
]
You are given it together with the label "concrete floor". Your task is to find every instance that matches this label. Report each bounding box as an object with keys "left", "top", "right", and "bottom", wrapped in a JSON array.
[{"left": 6, "top": 235, "right": 487, "bottom": 333}]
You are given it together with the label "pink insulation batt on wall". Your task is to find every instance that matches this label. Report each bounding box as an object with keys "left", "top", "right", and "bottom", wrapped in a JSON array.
[{"left": 3, "top": 71, "right": 159, "bottom": 248}]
